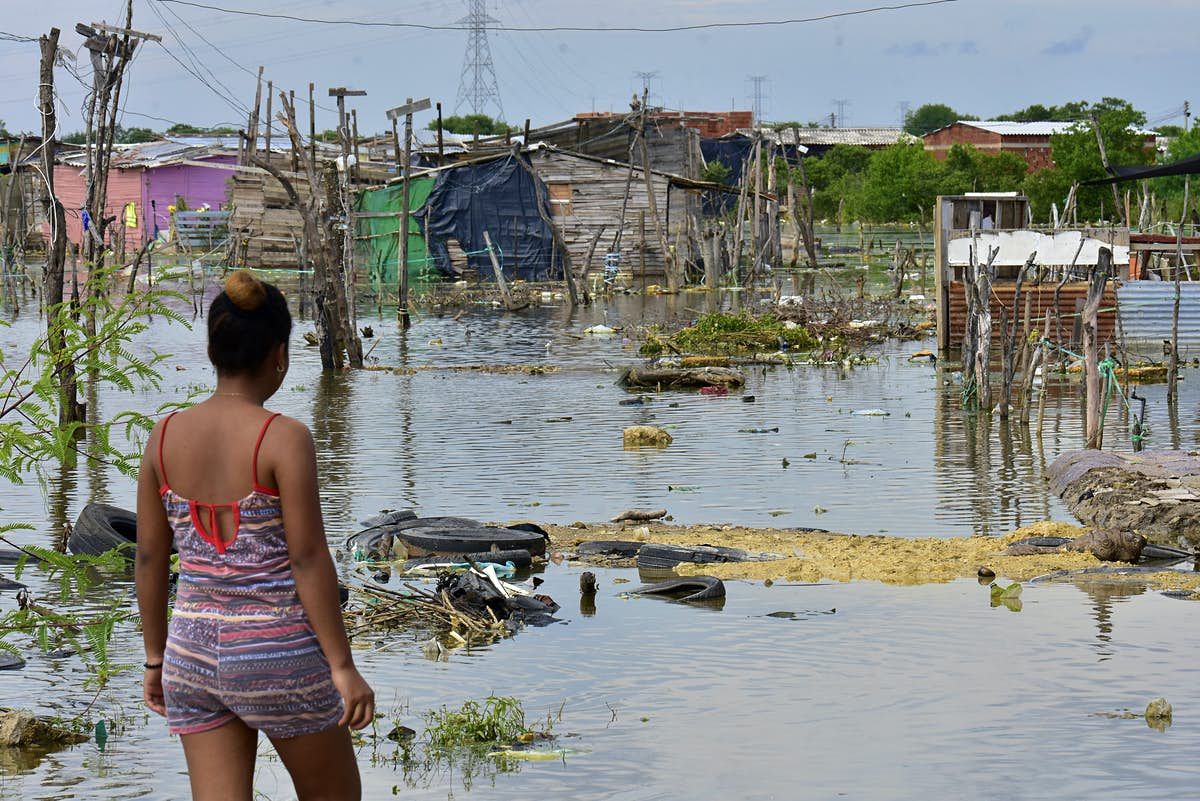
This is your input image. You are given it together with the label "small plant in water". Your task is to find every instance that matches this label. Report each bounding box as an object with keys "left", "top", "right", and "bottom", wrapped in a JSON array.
[{"left": 424, "top": 696, "right": 538, "bottom": 749}]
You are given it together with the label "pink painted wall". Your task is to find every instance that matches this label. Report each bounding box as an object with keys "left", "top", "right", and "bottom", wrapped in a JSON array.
[
  {"left": 51, "top": 164, "right": 143, "bottom": 248},
  {"left": 47, "top": 155, "right": 234, "bottom": 248}
]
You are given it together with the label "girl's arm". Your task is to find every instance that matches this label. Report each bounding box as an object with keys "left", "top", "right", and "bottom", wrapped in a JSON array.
[
  {"left": 135, "top": 425, "right": 172, "bottom": 716},
  {"left": 274, "top": 417, "right": 375, "bottom": 730}
]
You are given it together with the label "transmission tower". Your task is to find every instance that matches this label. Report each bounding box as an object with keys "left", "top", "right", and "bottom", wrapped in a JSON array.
[
  {"left": 747, "top": 75, "right": 768, "bottom": 125},
  {"left": 454, "top": 0, "right": 505, "bottom": 121},
  {"left": 832, "top": 98, "right": 850, "bottom": 128}
]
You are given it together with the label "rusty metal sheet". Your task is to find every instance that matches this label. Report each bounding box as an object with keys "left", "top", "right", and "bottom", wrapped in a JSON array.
[{"left": 947, "top": 281, "right": 1117, "bottom": 349}]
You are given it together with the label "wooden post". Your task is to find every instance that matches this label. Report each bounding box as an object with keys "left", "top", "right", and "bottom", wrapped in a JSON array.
[
  {"left": 1091, "top": 113, "right": 1127, "bottom": 227},
  {"left": 38, "top": 27, "right": 82, "bottom": 425},
  {"left": 483, "top": 229, "right": 516, "bottom": 310},
  {"left": 248, "top": 65, "right": 264, "bottom": 162},
  {"left": 289, "top": 89, "right": 298, "bottom": 172},
  {"left": 308, "top": 82, "right": 316, "bottom": 167},
  {"left": 264, "top": 80, "right": 272, "bottom": 159},
  {"left": 399, "top": 99, "right": 413, "bottom": 328},
  {"left": 1083, "top": 248, "right": 1112, "bottom": 448},
  {"left": 1168, "top": 175, "right": 1189, "bottom": 399},
  {"left": 351, "top": 109, "right": 360, "bottom": 182},
  {"left": 636, "top": 91, "right": 672, "bottom": 291},
  {"left": 436, "top": 102, "right": 444, "bottom": 163}
]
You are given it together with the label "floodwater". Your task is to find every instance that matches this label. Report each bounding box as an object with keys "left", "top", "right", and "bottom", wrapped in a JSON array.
[{"left": 2, "top": 276, "right": 1200, "bottom": 799}]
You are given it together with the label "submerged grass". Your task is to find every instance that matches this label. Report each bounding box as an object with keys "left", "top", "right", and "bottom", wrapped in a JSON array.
[{"left": 640, "top": 312, "right": 817, "bottom": 356}]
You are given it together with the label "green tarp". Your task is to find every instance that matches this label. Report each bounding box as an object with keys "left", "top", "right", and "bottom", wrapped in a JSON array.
[{"left": 355, "top": 178, "right": 435, "bottom": 287}]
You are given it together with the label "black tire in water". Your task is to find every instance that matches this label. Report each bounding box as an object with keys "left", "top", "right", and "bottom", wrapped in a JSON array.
[
  {"left": 69, "top": 503, "right": 138, "bottom": 559},
  {"left": 634, "top": 576, "right": 727, "bottom": 602},
  {"left": 398, "top": 525, "right": 547, "bottom": 557}
]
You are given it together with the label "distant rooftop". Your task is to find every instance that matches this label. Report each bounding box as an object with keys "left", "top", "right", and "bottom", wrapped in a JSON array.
[
  {"left": 737, "top": 127, "right": 918, "bottom": 147},
  {"left": 936, "top": 120, "right": 1158, "bottom": 137}
]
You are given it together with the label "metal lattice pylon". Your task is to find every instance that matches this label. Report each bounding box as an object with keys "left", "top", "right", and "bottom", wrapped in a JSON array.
[{"left": 454, "top": 0, "right": 505, "bottom": 121}]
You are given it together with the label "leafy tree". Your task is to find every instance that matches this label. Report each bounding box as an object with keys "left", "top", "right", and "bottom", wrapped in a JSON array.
[
  {"left": 1154, "top": 124, "right": 1184, "bottom": 138},
  {"left": 940, "top": 144, "right": 1027, "bottom": 194},
  {"left": 115, "top": 126, "right": 158, "bottom": 144},
  {"left": 700, "top": 160, "right": 731, "bottom": 184},
  {"left": 430, "top": 114, "right": 514, "bottom": 136},
  {"left": 1040, "top": 103, "right": 1152, "bottom": 219},
  {"left": 903, "top": 104, "right": 976, "bottom": 137},
  {"left": 802, "top": 145, "right": 873, "bottom": 219},
  {"left": 0, "top": 265, "right": 193, "bottom": 705},
  {"left": 165, "top": 123, "right": 239, "bottom": 136},
  {"left": 1020, "top": 167, "right": 1073, "bottom": 223},
  {"left": 858, "top": 142, "right": 942, "bottom": 221},
  {"left": 62, "top": 131, "right": 87, "bottom": 145},
  {"left": 996, "top": 98, "right": 1146, "bottom": 126}
]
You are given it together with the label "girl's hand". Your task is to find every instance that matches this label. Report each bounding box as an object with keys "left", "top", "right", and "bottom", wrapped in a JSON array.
[
  {"left": 332, "top": 666, "right": 375, "bottom": 730},
  {"left": 144, "top": 668, "right": 167, "bottom": 717}
]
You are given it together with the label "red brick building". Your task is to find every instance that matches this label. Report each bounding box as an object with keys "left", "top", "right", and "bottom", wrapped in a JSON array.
[{"left": 923, "top": 120, "right": 1157, "bottom": 173}]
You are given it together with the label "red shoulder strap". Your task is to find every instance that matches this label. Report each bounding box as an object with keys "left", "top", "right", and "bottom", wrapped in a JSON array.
[
  {"left": 252, "top": 413, "right": 282, "bottom": 492},
  {"left": 158, "top": 411, "right": 179, "bottom": 492}
]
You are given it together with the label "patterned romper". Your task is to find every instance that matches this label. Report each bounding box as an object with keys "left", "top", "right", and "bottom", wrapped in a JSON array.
[{"left": 159, "top": 411, "right": 343, "bottom": 738}]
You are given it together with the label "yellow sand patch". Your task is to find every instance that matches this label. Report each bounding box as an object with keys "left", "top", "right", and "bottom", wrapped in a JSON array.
[{"left": 545, "top": 520, "right": 1194, "bottom": 589}]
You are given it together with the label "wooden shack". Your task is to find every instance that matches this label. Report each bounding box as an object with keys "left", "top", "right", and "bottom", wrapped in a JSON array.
[
  {"left": 934, "top": 193, "right": 1126, "bottom": 351},
  {"left": 526, "top": 146, "right": 732, "bottom": 282}
]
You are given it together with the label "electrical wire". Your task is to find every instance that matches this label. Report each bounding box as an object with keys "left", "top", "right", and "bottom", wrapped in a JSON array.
[{"left": 155, "top": 0, "right": 961, "bottom": 33}]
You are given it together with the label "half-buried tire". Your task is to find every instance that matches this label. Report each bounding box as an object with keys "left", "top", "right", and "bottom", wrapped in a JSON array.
[
  {"left": 398, "top": 525, "right": 547, "bottom": 557},
  {"left": 637, "top": 543, "right": 753, "bottom": 571},
  {"left": 634, "top": 576, "right": 726, "bottom": 602},
  {"left": 70, "top": 503, "right": 137, "bottom": 559}
]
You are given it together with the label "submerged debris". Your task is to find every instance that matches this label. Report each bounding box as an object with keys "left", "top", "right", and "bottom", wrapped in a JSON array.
[{"left": 623, "top": 425, "right": 673, "bottom": 448}]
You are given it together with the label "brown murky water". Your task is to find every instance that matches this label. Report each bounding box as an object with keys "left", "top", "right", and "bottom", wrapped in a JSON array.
[{"left": 2, "top": 277, "right": 1198, "bottom": 800}]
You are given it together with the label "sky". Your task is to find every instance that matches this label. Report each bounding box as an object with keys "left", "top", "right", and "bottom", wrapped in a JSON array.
[{"left": 1, "top": 0, "right": 1197, "bottom": 140}]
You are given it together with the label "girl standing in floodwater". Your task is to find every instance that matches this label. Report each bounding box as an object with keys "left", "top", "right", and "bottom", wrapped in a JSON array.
[{"left": 135, "top": 270, "right": 374, "bottom": 801}]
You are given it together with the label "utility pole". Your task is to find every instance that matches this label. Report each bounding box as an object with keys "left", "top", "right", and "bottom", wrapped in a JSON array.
[
  {"left": 386, "top": 97, "right": 431, "bottom": 331},
  {"left": 1185, "top": 100, "right": 1191, "bottom": 133}
]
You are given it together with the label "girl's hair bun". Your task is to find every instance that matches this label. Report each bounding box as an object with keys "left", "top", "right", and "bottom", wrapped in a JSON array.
[{"left": 224, "top": 269, "right": 267, "bottom": 311}]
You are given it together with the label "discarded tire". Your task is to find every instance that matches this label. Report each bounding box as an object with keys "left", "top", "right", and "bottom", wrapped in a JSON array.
[
  {"left": 634, "top": 576, "right": 726, "bottom": 602},
  {"left": 577, "top": 540, "right": 643, "bottom": 558},
  {"left": 397, "top": 525, "right": 547, "bottom": 558},
  {"left": 69, "top": 504, "right": 138, "bottom": 559},
  {"left": 359, "top": 509, "right": 417, "bottom": 529},
  {"left": 637, "top": 543, "right": 754, "bottom": 571},
  {"left": 404, "top": 549, "right": 533, "bottom": 570},
  {"left": 0, "top": 550, "right": 23, "bottom": 565}
]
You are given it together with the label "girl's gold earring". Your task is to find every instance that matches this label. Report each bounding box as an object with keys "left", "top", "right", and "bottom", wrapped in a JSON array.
[{"left": 276, "top": 364, "right": 284, "bottom": 374}]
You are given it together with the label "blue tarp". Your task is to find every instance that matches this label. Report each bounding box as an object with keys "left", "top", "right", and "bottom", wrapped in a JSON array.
[{"left": 415, "top": 155, "right": 559, "bottom": 281}]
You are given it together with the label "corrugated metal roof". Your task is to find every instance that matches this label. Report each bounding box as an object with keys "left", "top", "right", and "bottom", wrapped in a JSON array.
[
  {"left": 948, "top": 120, "right": 1158, "bottom": 137},
  {"left": 57, "top": 140, "right": 216, "bottom": 168},
  {"left": 743, "top": 127, "right": 917, "bottom": 147},
  {"left": 1116, "top": 282, "right": 1200, "bottom": 353}
]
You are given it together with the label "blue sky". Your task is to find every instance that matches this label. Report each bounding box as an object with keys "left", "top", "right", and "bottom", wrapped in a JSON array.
[{"left": 1, "top": 0, "right": 1196, "bottom": 137}]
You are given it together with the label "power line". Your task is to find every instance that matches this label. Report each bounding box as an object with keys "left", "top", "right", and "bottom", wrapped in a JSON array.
[{"left": 154, "top": 0, "right": 961, "bottom": 33}]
